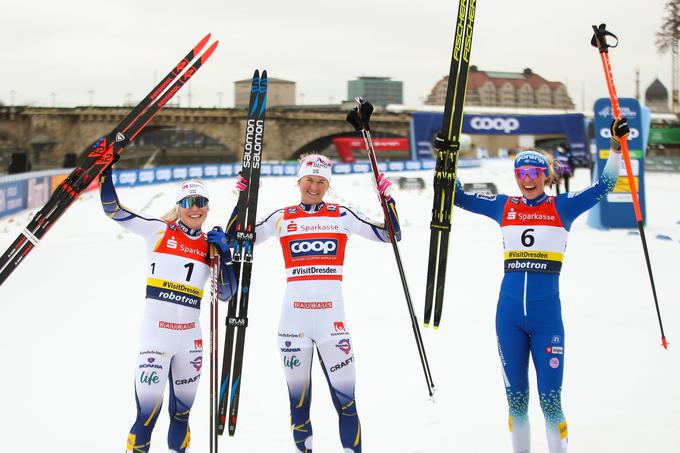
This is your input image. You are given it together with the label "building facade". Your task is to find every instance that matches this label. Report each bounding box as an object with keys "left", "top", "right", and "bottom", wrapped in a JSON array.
[
  {"left": 425, "top": 67, "right": 574, "bottom": 109},
  {"left": 234, "top": 77, "right": 296, "bottom": 108},
  {"left": 347, "top": 76, "right": 403, "bottom": 106}
]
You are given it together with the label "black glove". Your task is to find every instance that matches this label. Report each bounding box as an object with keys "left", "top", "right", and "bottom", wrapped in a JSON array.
[
  {"left": 610, "top": 117, "right": 630, "bottom": 151},
  {"left": 207, "top": 226, "right": 232, "bottom": 262},
  {"left": 433, "top": 132, "right": 455, "bottom": 152},
  {"left": 101, "top": 153, "right": 121, "bottom": 176}
]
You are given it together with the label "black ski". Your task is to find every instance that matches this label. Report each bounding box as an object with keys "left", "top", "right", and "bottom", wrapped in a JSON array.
[
  {"left": 217, "top": 69, "right": 268, "bottom": 437},
  {"left": 424, "top": 0, "right": 477, "bottom": 329},
  {"left": 0, "top": 34, "right": 218, "bottom": 287}
]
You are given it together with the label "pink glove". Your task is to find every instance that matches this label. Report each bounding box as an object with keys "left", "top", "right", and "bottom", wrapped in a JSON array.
[
  {"left": 376, "top": 173, "right": 392, "bottom": 199},
  {"left": 235, "top": 174, "right": 247, "bottom": 192}
]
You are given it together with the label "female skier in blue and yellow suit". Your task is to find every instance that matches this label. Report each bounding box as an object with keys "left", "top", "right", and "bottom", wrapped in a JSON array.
[{"left": 444, "top": 118, "right": 628, "bottom": 453}]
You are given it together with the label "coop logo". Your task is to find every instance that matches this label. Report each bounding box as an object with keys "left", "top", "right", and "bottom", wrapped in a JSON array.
[
  {"left": 289, "top": 239, "right": 338, "bottom": 258},
  {"left": 599, "top": 127, "right": 640, "bottom": 139},
  {"left": 470, "top": 116, "right": 520, "bottom": 133}
]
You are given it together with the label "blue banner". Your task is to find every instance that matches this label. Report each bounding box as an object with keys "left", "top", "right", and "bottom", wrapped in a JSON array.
[
  {"left": 590, "top": 98, "right": 647, "bottom": 228},
  {"left": 411, "top": 111, "right": 588, "bottom": 163},
  {"left": 0, "top": 181, "right": 27, "bottom": 216},
  {"left": 1, "top": 160, "right": 480, "bottom": 218},
  {"left": 111, "top": 160, "right": 475, "bottom": 188}
]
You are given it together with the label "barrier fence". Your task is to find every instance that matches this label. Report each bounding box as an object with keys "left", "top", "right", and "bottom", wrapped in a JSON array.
[{"left": 0, "top": 159, "right": 480, "bottom": 219}]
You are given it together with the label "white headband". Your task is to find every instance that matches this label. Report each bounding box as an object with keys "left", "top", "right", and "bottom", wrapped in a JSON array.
[
  {"left": 175, "top": 180, "right": 209, "bottom": 202},
  {"left": 297, "top": 155, "right": 332, "bottom": 183}
]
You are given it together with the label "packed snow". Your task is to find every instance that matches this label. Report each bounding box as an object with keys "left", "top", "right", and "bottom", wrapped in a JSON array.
[{"left": 1, "top": 159, "right": 678, "bottom": 452}]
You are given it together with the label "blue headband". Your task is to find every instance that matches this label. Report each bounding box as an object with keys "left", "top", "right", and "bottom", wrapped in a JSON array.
[{"left": 514, "top": 151, "right": 549, "bottom": 174}]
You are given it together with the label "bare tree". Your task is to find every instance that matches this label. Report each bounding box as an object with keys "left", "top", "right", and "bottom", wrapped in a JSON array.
[{"left": 656, "top": 0, "right": 680, "bottom": 112}]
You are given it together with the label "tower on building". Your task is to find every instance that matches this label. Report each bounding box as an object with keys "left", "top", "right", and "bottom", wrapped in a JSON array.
[{"left": 645, "top": 78, "right": 671, "bottom": 113}]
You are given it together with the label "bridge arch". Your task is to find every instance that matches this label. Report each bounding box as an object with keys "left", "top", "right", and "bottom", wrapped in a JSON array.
[
  {"left": 288, "top": 130, "right": 408, "bottom": 161},
  {"left": 116, "top": 126, "right": 238, "bottom": 168}
]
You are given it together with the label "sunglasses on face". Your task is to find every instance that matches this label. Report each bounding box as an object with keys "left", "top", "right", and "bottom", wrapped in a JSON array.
[
  {"left": 178, "top": 196, "right": 209, "bottom": 209},
  {"left": 514, "top": 166, "right": 546, "bottom": 180}
]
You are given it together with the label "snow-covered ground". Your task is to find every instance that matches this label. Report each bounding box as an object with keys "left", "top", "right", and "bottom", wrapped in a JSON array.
[{"left": 1, "top": 160, "right": 679, "bottom": 452}]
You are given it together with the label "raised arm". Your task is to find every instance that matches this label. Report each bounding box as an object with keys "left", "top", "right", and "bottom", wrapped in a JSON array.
[
  {"left": 226, "top": 205, "right": 283, "bottom": 246},
  {"left": 555, "top": 118, "right": 627, "bottom": 229},
  {"left": 99, "top": 166, "right": 166, "bottom": 237},
  {"left": 453, "top": 178, "right": 508, "bottom": 224},
  {"left": 341, "top": 197, "right": 401, "bottom": 243}
]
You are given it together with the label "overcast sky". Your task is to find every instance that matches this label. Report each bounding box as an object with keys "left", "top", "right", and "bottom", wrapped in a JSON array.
[{"left": 0, "top": 0, "right": 673, "bottom": 111}]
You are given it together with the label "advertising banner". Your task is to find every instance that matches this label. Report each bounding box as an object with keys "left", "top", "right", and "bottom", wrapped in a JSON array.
[
  {"left": 591, "top": 97, "right": 647, "bottom": 228},
  {"left": 411, "top": 111, "right": 588, "bottom": 163},
  {"left": 0, "top": 181, "right": 27, "bottom": 217},
  {"left": 1, "top": 160, "right": 479, "bottom": 219},
  {"left": 27, "top": 176, "right": 51, "bottom": 209}
]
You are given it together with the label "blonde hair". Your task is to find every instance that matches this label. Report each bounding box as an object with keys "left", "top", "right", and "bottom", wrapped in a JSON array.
[
  {"left": 161, "top": 206, "right": 179, "bottom": 223},
  {"left": 536, "top": 149, "right": 559, "bottom": 188}
]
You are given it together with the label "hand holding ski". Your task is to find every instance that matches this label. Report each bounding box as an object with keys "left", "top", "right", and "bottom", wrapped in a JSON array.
[
  {"left": 0, "top": 34, "right": 219, "bottom": 287},
  {"left": 424, "top": 0, "right": 477, "bottom": 329},
  {"left": 218, "top": 70, "right": 269, "bottom": 437}
]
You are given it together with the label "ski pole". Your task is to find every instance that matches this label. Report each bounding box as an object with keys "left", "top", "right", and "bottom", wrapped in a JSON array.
[
  {"left": 591, "top": 24, "right": 668, "bottom": 349},
  {"left": 347, "top": 97, "right": 436, "bottom": 396},
  {"left": 209, "top": 243, "right": 220, "bottom": 451}
]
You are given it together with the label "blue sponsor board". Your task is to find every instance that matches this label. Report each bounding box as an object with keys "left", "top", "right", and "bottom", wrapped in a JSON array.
[
  {"left": 411, "top": 111, "right": 589, "bottom": 164},
  {"left": 0, "top": 180, "right": 27, "bottom": 216},
  {"left": 589, "top": 98, "right": 647, "bottom": 229},
  {"left": 110, "top": 160, "right": 479, "bottom": 188}
]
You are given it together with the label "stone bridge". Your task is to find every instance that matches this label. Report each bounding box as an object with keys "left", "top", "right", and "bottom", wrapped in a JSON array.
[{"left": 0, "top": 106, "right": 411, "bottom": 169}]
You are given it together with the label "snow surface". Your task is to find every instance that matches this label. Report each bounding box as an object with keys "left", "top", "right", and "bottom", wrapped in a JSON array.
[{"left": 1, "top": 160, "right": 679, "bottom": 453}]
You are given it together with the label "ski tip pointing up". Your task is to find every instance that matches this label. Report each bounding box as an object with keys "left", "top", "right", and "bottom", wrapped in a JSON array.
[
  {"left": 195, "top": 33, "right": 212, "bottom": 54},
  {"left": 200, "top": 40, "right": 219, "bottom": 63}
]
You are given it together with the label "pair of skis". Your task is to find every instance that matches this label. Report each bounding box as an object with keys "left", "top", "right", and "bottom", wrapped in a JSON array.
[
  {"left": 212, "top": 70, "right": 268, "bottom": 446},
  {"left": 0, "top": 34, "right": 218, "bottom": 287},
  {"left": 423, "top": 0, "right": 477, "bottom": 329}
]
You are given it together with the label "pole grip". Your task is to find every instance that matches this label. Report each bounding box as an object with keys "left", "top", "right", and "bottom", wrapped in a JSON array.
[{"left": 591, "top": 23, "right": 618, "bottom": 52}]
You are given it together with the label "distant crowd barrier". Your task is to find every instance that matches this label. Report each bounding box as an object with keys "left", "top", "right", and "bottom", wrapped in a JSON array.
[
  {"left": 108, "top": 159, "right": 480, "bottom": 187},
  {"left": 646, "top": 156, "right": 680, "bottom": 172},
  {"left": 0, "top": 159, "right": 480, "bottom": 219},
  {"left": 0, "top": 169, "right": 69, "bottom": 218}
]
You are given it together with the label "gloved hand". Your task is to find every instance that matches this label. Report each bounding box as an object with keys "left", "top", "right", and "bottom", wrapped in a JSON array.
[
  {"left": 100, "top": 153, "right": 121, "bottom": 176},
  {"left": 433, "top": 131, "right": 455, "bottom": 152},
  {"left": 375, "top": 173, "right": 393, "bottom": 199},
  {"left": 235, "top": 173, "right": 247, "bottom": 192},
  {"left": 610, "top": 117, "right": 630, "bottom": 152},
  {"left": 207, "top": 226, "right": 232, "bottom": 260}
]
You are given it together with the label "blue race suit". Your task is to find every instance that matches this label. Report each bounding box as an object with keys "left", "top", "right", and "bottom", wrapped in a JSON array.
[{"left": 453, "top": 152, "right": 620, "bottom": 453}]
